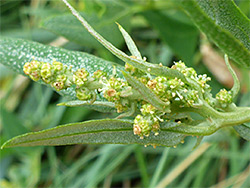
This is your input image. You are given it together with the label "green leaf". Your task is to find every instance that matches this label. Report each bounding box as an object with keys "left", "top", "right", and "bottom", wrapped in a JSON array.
[
  {"left": 179, "top": 0, "right": 250, "bottom": 68},
  {"left": 1, "top": 119, "right": 186, "bottom": 148},
  {"left": 0, "top": 37, "right": 124, "bottom": 102},
  {"left": 57, "top": 100, "right": 116, "bottom": 113},
  {"left": 62, "top": 0, "right": 187, "bottom": 82},
  {"left": 142, "top": 10, "right": 199, "bottom": 65},
  {"left": 234, "top": 123, "right": 250, "bottom": 141},
  {"left": 41, "top": 5, "right": 131, "bottom": 49},
  {"left": 117, "top": 23, "right": 142, "bottom": 59}
]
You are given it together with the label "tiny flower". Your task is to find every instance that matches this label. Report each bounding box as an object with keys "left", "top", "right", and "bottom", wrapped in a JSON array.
[
  {"left": 138, "top": 76, "right": 149, "bottom": 85},
  {"left": 73, "top": 68, "right": 89, "bottom": 87},
  {"left": 93, "top": 70, "right": 107, "bottom": 80},
  {"left": 41, "top": 63, "right": 53, "bottom": 83},
  {"left": 52, "top": 75, "right": 69, "bottom": 91},
  {"left": 23, "top": 60, "right": 42, "bottom": 81},
  {"left": 133, "top": 124, "right": 142, "bottom": 135},
  {"left": 115, "top": 103, "right": 128, "bottom": 113},
  {"left": 140, "top": 104, "right": 156, "bottom": 116},
  {"left": 147, "top": 79, "right": 157, "bottom": 89},
  {"left": 125, "top": 63, "right": 136, "bottom": 74},
  {"left": 107, "top": 88, "right": 116, "bottom": 97},
  {"left": 216, "top": 89, "right": 232, "bottom": 106},
  {"left": 52, "top": 61, "right": 64, "bottom": 73},
  {"left": 133, "top": 114, "right": 160, "bottom": 138},
  {"left": 76, "top": 88, "right": 92, "bottom": 101},
  {"left": 52, "top": 81, "right": 64, "bottom": 91},
  {"left": 23, "top": 62, "right": 32, "bottom": 75}
]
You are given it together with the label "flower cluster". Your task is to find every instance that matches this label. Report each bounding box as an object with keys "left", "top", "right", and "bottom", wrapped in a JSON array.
[
  {"left": 146, "top": 76, "right": 199, "bottom": 108},
  {"left": 23, "top": 60, "right": 132, "bottom": 113},
  {"left": 133, "top": 103, "right": 161, "bottom": 138},
  {"left": 23, "top": 60, "right": 73, "bottom": 91},
  {"left": 101, "top": 77, "right": 132, "bottom": 113},
  {"left": 23, "top": 59, "right": 233, "bottom": 139},
  {"left": 216, "top": 89, "right": 232, "bottom": 108},
  {"left": 172, "top": 61, "right": 211, "bottom": 92}
]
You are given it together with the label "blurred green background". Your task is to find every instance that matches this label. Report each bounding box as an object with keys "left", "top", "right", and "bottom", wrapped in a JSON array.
[{"left": 0, "top": 0, "right": 249, "bottom": 187}]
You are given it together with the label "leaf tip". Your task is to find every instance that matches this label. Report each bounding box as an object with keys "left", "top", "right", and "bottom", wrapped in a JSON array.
[
  {"left": 56, "top": 102, "right": 65, "bottom": 106},
  {"left": 1, "top": 141, "right": 10, "bottom": 149}
]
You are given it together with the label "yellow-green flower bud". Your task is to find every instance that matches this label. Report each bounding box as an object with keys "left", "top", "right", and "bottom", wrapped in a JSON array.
[
  {"left": 73, "top": 68, "right": 89, "bottom": 87},
  {"left": 185, "top": 90, "right": 199, "bottom": 106},
  {"left": 115, "top": 103, "right": 128, "bottom": 113},
  {"left": 93, "top": 70, "right": 107, "bottom": 80},
  {"left": 23, "top": 60, "right": 41, "bottom": 81},
  {"left": 76, "top": 88, "right": 92, "bottom": 101},
  {"left": 171, "top": 61, "right": 186, "bottom": 70},
  {"left": 52, "top": 61, "right": 64, "bottom": 73},
  {"left": 52, "top": 81, "right": 65, "bottom": 91},
  {"left": 167, "top": 78, "right": 180, "bottom": 90},
  {"left": 52, "top": 75, "right": 68, "bottom": 91},
  {"left": 41, "top": 63, "right": 53, "bottom": 84},
  {"left": 23, "top": 62, "right": 32, "bottom": 75},
  {"left": 134, "top": 115, "right": 151, "bottom": 138},
  {"left": 216, "top": 89, "right": 232, "bottom": 107},
  {"left": 125, "top": 63, "right": 136, "bottom": 74},
  {"left": 133, "top": 114, "right": 160, "bottom": 138},
  {"left": 140, "top": 104, "right": 156, "bottom": 116}
]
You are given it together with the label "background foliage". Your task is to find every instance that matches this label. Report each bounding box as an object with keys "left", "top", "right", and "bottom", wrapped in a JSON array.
[{"left": 0, "top": 0, "right": 250, "bottom": 187}]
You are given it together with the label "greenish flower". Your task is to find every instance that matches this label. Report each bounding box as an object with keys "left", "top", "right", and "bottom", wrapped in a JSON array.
[
  {"left": 23, "top": 60, "right": 41, "bottom": 81},
  {"left": 93, "top": 70, "right": 107, "bottom": 80},
  {"left": 216, "top": 89, "right": 232, "bottom": 107},
  {"left": 52, "top": 61, "right": 64, "bottom": 74},
  {"left": 133, "top": 114, "right": 160, "bottom": 138},
  {"left": 52, "top": 75, "right": 68, "bottom": 91},
  {"left": 73, "top": 68, "right": 89, "bottom": 87},
  {"left": 76, "top": 87, "right": 92, "bottom": 101},
  {"left": 140, "top": 103, "right": 156, "bottom": 116},
  {"left": 125, "top": 63, "right": 137, "bottom": 74},
  {"left": 41, "top": 63, "right": 53, "bottom": 84}
]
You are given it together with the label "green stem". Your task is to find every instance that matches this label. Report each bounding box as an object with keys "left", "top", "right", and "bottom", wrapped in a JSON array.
[
  {"left": 168, "top": 106, "right": 250, "bottom": 136},
  {"left": 62, "top": 0, "right": 187, "bottom": 82},
  {"left": 219, "top": 107, "right": 250, "bottom": 126},
  {"left": 224, "top": 54, "right": 240, "bottom": 99}
]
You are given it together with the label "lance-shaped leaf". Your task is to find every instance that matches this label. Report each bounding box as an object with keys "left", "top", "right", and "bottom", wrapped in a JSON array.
[
  {"left": 62, "top": 0, "right": 187, "bottom": 82},
  {"left": 57, "top": 100, "right": 116, "bottom": 113},
  {"left": 117, "top": 22, "right": 142, "bottom": 59},
  {"left": 123, "top": 71, "right": 171, "bottom": 113},
  {"left": 179, "top": 0, "right": 250, "bottom": 68},
  {"left": 1, "top": 119, "right": 186, "bottom": 148},
  {"left": 0, "top": 37, "right": 123, "bottom": 108}
]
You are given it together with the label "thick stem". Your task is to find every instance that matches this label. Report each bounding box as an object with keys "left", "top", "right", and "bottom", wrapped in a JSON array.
[
  {"left": 168, "top": 105, "right": 250, "bottom": 136},
  {"left": 166, "top": 120, "right": 220, "bottom": 136},
  {"left": 218, "top": 107, "right": 250, "bottom": 127}
]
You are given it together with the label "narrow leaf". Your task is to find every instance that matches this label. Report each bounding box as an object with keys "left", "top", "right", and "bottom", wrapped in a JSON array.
[
  {"left": 57, "top": 100, "right": 116, "bottom": 113},
  {"left": 117, "top": 22, "right": 142, "bottom": 59},
  {"left": 1, "top": 119, "right": 186, "bottom": 148},
  {"left": 179, "top": 0, "right": 250, "bottom": 68}
]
